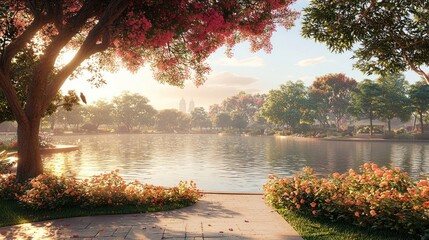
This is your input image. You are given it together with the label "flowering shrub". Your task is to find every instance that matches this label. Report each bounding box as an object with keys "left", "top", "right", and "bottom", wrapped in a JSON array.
[
  {"left": 81, "top": 170, "right": 128, "bottom": 207},
  {"left": 18, "top": 174, "right": 84, "bottom": 209},
  {"left": 0, "top": 171, "right": 201, "bottom": 211},
  {"left": 263, "top": 164, "right": 429, "bottom": 237},
  {"left": 0, "top": 174, "right": 24, "bottom": 199}
]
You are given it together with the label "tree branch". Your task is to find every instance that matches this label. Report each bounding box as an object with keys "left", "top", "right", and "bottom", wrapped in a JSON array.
[
  {"left": 0, "top": 72, "right": 28, "bottom": 128},
  {"left": 46, "top": 0, "right": 64, "bottom": 32},
  {"left": 401, "top": 50, "right": 429, "bottom": 84},
  {"left": 0, "top": 17, "right": 45, "bottom": 73},
  {"left": 43, "top": 0, "right": 131, "bottom": 109}
]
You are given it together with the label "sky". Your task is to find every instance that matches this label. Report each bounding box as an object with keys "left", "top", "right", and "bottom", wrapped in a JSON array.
[{"left": 60, "top": 0, "right": 422, "bottom": 111}]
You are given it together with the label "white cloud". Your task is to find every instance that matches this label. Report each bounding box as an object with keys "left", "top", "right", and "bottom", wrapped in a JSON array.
[
  {"left": 214, "top": 56, "right": 264, "bottom": 67},
  {"left": 208, "top": 72, "right": 258, "bottom": 86},
  {"left": 296, "top": 56, "right": 332, "bottom": 67}
]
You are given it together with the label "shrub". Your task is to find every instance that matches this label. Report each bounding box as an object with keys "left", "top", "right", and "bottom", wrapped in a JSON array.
[
  {"left": 263, "top": 164, "right": 429, "bottom": 237},
  {"left": 356, "top": 126, "right": 383, "bottom": 134},
  {"left": 0, "top": 174, "right": 24, "bottom": 199},
  {"left": 81, "top": 170, "right": 128, "bottom": 207},
  {"left": 0, "top": 171, "right": 201, "bottom": 211},
  {"left": 394, "top": 128, "right": 407, "bottom": 135},
  {"left": 18, "top": 174, "right": 84, "bottom": 209}
]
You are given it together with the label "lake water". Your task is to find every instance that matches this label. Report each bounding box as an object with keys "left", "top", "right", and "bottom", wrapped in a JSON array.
[{"left": 41, "top": 134, "right": 429, "bottom": 192}]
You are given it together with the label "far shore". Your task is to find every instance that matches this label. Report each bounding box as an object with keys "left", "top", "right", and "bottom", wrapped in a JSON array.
[{"left": 2, "top": 131, "right": 429, "bottom": 144}]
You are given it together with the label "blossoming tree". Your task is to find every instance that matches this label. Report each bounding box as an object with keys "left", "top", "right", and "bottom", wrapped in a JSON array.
[{"left": 0, "top": 0, "right": 298, "bottom": 182}]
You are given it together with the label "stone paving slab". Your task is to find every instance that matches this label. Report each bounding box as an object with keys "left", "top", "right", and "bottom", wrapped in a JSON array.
[{"left": 0, "top": 193, "right": 302, "bottom": 240}]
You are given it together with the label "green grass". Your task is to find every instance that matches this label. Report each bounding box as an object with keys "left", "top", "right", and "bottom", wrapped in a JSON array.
[
  {"left": 0, "top": 199, "right": 193, "bottom": 227},
  {"left": 277, "top": 208, "right": 420, "bottom": 240}
]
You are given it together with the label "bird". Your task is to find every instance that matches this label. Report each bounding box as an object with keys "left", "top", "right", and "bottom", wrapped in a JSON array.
[{"left": 80, "top": 92, "right": 87, "bottom": 104}]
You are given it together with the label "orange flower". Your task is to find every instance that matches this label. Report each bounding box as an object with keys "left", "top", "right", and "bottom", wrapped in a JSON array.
[
  {"left": 384, "top": 173, "right": 393, "bottom": 181},
  {"left": 296, "top": 204, "right": 301, "bottom": 209},
  {"left": 363, "top": 163, "right": 371, "bottom": 169},
  {"left": 420, "top": 187, "right": 429, "bottom": 197},
  {"left": 422, "top": 201, "right": 429, "bottom": 208},
  {"left": 312, "top": 210, "right": 317, "bottom": 215},
  {"left": 418, "top": 180, "right": 428, "bottom": 187},
  {"left": 310, "top": 202, "right": 317, "bottom": 208},
  {"left": 370, "top": 210, "right": 377, "bottom": 216},
  {"left": 413, "top": 205, "right": 420, "bottom": 211},
  {"left": 300, "top": 199, "right": 305, "bottom": 204},
  {"left": 354, "top": 211, "right": 360, "bottom": 217},
  {"left": 305, "top": 188, "right": 311, "bottom": 194},
  {"left": 375, "top": 169, "right": 383, "bottom": 177}
]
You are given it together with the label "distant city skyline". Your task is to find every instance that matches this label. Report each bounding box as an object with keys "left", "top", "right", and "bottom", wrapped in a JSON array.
[
  {"left": 61, "top": 0, "right": 423, "bottom": 111},
  {"left": 179, "top": 98, "right": 195, "bottom": 113}
]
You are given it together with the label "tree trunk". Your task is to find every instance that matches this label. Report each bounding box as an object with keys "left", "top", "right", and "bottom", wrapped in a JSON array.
[
  {"left": 369, "top": 114, "right": 373, "bottom": 136},
  {"left": 16, "top": 118, "right": 43, "bottom": 182},
  {"left": 420, "top": 112, "right": 424, "bottom": 134},
  {"left": 387, "top": 119, "right": 391, "bottom": 133},
  {"left": 336, "top": 116, "right": 341, "bottom": 131}
]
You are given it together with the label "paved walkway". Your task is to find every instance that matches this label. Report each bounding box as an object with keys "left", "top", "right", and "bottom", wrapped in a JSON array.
[{"left": 0, "top": 193, "right": 302, "bottom": 240}]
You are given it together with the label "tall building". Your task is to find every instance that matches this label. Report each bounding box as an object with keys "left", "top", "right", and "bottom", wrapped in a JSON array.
[
  {"left": 188, "top": 99, "right": 195, "bottom": 113},
  {"left": 179, "top": 98, "right": 186, "bottom": 112}
]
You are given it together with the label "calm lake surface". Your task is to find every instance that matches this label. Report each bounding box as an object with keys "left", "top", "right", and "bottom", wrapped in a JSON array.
[{"left": 41, "top": 134, "right": 429, "bottom": 192}]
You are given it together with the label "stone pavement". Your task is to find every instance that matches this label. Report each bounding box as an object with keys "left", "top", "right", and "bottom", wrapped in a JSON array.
[{"left": 0, "top": 193, "right": 302, "bottom": 240}]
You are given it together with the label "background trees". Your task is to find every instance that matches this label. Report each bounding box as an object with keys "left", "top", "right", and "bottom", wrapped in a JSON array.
[
  {"left": 112, "top": 92, "right": 157, "bottom": 132},
  {"left": 348, "top": 80, "right": 383, "bottom": 135},
  {"left": 308, "top": 73, "right": 357, "bottom": 130},
  {"left": 156, "top": 109, "right": 190, "bottom": 133},
  {"left": 261, "top": 81, "right": 311, "bottom": 132},
  {"left": 191, "top": 107, "right": 211, "bottom": 130},
  {"left": 409, "top": 82, "right": 429, "bottom": 134},
  {"left": 208, "top": 92, "right": 265, "bottom": 132},
  {"left": 302, "top": 0, "right": 429, "bottom": 83},
  {"left": 375, "top": 73, "right": 411, "bottom": 132},
  {"left": 86, "top": 100, "right": 115, "bottom": 130},
  {"left": 214, "top": 112, "right": 232, "bottom": 130}
]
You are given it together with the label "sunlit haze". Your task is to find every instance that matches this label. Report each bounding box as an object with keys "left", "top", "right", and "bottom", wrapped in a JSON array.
[{"left": 60, "top": 0, "right": 422, "bottom": 110}]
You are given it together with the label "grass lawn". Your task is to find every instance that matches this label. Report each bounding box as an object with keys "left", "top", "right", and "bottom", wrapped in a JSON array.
[
  {"left": 0, "top": 199, "right": 192, "bottom": 227},
  {"left": 277, "top": 208, "right": 420, "bottom": 240}
]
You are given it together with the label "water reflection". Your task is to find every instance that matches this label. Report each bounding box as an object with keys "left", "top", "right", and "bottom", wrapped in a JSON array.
[{"left": 43, "top": 134, "right": 429, "bottom": 192}]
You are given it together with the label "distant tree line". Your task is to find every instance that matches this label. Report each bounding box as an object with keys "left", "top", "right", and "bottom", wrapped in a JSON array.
[
  {"left": 261, "top": 73, "right": 429, "bottom": 135},
  {"left": 3, "top": 73, "right": 429, "bottom": 136}
]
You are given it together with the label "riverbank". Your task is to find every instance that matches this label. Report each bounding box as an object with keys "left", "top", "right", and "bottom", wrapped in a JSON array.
[{"left": 318, "top": 136, "right": 429, "bottom": 143}]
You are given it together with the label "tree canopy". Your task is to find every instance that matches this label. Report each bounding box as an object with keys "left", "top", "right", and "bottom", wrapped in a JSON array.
[
  {"left": 302, "top": 0, "right": 429, "bottom": 83},
  {"left": 409, "top": 81, "right": 429, "bottom": 134},
  {"left": 308, "top": 73, "right": 356, "bottom": 130},
  {"left": 112, "top": 91, "right": 156, "bottom": 132},
  {"left": 348, "top": 79, "right": 383, "bottom": 135},
  {"left": 375, "top": 73, "right": 411, "bottom": 132},
  {"left": 261, "top": 81, "right": 311, "bottom": 131}
]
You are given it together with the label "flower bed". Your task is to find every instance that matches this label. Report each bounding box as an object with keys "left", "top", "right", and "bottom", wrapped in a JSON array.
[
  {"left": 263, "top": 163, "right": 429, "bottom": 237},
  {"left": 0, "top": 170, "right": 201, "bottom": 210}
]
